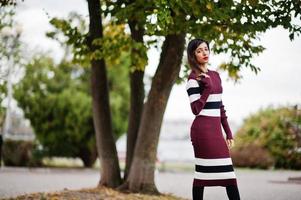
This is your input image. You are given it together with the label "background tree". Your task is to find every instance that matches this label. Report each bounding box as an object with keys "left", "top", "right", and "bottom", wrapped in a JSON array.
[
  {"left": 47, "top": 12, "right": 131, "bottom": 141},
  {"left": 0, "top": 5, "right": 24, "bottom": 167},
  {"left": 13, "top": 56, "right": 97, "bottom": 167},
  {"left": 47, "top": 5, "right": 139, "bottom": 186},
  {"left": 13, "top": 42, "right": 131, "bottom": 167},
  {"left": 0, "top": 6, "right": 22, "bottom": 103},
  {"left": 0, "top": 6, "right": 23, "bottom": 79},
  {"left": 49, "top": 1, "right": 139, "bottom": 185},
  {"left": 7, "top": 9, "right": 131, "bottom": 168},
  {"left": 87, "top": 0, "right": 123, "bottom": 186}
]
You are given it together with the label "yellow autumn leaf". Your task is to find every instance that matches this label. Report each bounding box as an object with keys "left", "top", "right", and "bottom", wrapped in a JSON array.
[{"left": 206, "top": 3, "right": 212, "bottom": 11}]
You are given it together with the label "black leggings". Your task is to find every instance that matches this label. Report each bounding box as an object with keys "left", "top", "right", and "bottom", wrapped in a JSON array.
[{"left": 193, "top": 185, "right": 240, "bottom": 200}]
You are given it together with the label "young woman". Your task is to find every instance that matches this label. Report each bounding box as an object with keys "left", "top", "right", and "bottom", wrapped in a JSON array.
[{"left": 185, "top": 38, "right": 241, "bottom": 200}]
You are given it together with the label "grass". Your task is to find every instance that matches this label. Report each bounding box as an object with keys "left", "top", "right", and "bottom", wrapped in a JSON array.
[
  {"left": 157, "top": 161, "right": 193, "bottom": 172},
  {"left": 42, "top": 157, "right": 85, "bottom": 168},
  {"left": 1, "top": 186, "right": 188, "bottom": 200}
]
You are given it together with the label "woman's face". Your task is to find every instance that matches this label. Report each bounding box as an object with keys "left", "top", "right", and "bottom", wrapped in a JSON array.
[{"left": 194, "top": 42, "right": 210, "bottom": 64}]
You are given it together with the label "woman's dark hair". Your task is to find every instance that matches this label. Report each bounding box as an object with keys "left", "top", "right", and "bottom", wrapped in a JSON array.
[{"left": 187, "top": 38, "right": 210, "bottom": 75}]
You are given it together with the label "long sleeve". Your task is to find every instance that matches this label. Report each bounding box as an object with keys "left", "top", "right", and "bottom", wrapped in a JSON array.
[
  {"left": 215, "top": 72, "right": 233, "bottom": 139},
  {"left": 186, "top": 76, "right": 213, "bottom": 115},
  {"left": 220, "top": 101, "right": 233, "bottom": 139}
]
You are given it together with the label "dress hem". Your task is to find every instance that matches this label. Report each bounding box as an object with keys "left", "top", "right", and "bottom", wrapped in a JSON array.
[{"left": 193, "top": 178, "right": 237, "bottom": 187}]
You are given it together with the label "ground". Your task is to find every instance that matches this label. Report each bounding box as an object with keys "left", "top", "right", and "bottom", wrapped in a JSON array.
[
  {"left": 0, "top": 186, "right": 184, "bottom": 200},
  {"left": 0, "top": 167, "right": 301, "bottom": 200}
]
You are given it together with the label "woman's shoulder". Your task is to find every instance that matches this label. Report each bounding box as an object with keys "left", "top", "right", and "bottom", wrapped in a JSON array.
[
  {"left": 186, "top": 71, "right": 199, "bottom": 90},
  {"left": 187, "top": 68, "right": 220, "bottom": 81},
  {"left": 210, "top": 70, "right": 223, "bottom": 84},
  {"left": 209, "top": 69, "right": 221, "bottom": 78},
  {"left": 208, "top": 69, "right": 219, "bottom": 75},
  {"left": 188, "top": 70, "right": 197, "bottom": 80}
]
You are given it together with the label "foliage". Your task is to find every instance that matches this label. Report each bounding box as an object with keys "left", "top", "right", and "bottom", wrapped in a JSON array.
[
  {"left": 0, "top": 0, "right": 23, "bottom": 7},
  {"left": 0, "top": 5, "right": 24, "bottom": 132},
  {"left": 231, "top": 142, "right": 275, "bottom": 169},
  {"left": 104, "top": 0, "right": 301, "bottom": 80},
  {"left": 13, "top": 49, "right": 130, "bottom": 164},
  {"left": 232, "top": 105, "right": 301, "bottom": 169},
  {"left": 46, "top": 12, "right": 90, "bottom": 66},
  {"left": 46, "top": 12, "right": 147, "bottom": 72},
  {"left": 2, "top": 139, "right": 43, "bottom": 167},
  {"left": 46, "top": 12, "right": 131, "bottom": 140},
  {"left": 13, "top": 55, "right": 97, "bottom": 167},
  {"left": 0, "top": 6, "right": 23, "bottom": 72}
]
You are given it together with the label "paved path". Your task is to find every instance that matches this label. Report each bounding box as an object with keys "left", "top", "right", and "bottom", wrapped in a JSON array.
[{"left": 0, "top": 167, "right": 301, "bottom": 199}]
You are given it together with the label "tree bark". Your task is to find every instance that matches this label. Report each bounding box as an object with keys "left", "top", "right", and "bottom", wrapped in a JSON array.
[
  {"left": 87, "top": 0, "right": 121, "bottom": 187},
  {"left": 78, "top": 145, "right": 97, "bottom": 167},
  {"left": 124, "top": 20, "right": 145, "bottom": 180},
  {"left": 126, "top": 33, "right": 186, "bottom": 193}
]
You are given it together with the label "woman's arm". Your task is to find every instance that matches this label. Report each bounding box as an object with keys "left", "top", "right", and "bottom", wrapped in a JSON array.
[
  {"left": 186, "top": 76, "right": 212, "bottom": 115},
  {"left": 215, "top": 71, "right": 234, "bottom": 140},
  {"left": 220, "top": 102, "right": 233, "bottom": 140}
]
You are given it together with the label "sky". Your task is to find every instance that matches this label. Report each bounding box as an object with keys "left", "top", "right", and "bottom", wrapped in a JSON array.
[{"left": 13, "top": 0, "right": 301, "bottom": 127}]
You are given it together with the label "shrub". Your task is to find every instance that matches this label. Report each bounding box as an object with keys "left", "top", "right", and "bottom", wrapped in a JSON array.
[
  {"left": 232, "top": 105, "right": 301, "bottom": 169},
  {"left": 3, "top": 139, "right": 43, "bottom": 167},
  {"left": 231, "top": 143, "right": 275, "bottom": 169}
]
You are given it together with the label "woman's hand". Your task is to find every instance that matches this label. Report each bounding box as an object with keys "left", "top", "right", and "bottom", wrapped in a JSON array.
[
  {"left": 196, "top": 72, "right": 210, "bottom": 81},
  {"left": 197, "top": 73, "right": 212, "bottom": 90},
  {"left": 226, "top": 139, "right": 235, "bottom": 149}
]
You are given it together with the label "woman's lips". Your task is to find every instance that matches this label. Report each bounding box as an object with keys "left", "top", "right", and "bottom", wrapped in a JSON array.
[{"left": 203, "top": 57, "right": 208, "bottom": 60}]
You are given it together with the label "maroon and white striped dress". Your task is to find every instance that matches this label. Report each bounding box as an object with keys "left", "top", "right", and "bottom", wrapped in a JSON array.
[{"left": 185, "top": 69, "right": 237, "bottom": 187}]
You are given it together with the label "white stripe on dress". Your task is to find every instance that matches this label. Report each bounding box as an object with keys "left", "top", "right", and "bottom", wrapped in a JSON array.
[
  {"left": 206, "top": 93, "right": 222, "bottom": 102},
  {"left": 189, "top": 94, "right": 200, "bottom": 103},
  {"left": 186, "top": 79, "right": 199, "bottom": 90},
  {"left": 195, "top": 157, "right": 233, "bottom": 166},
  {"left": 195, "top": 171, "right": 236, "bottom": 180},
  {"left": 198, "top": 109, "right": 220, "bottom": 117},
  {"left": 188, "top": 93, "right": 222, "bottom": 104}
]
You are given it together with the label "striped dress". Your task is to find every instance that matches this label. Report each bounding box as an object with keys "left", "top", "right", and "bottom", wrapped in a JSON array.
[{"left": 185, "top": 69, "right": 237, "bottom": 187}]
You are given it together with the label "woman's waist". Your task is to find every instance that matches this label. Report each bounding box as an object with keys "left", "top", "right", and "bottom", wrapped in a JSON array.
[
  {"left": 195, "top": 109, "right": 221, "bottom": 118},
  {"left": 194, "top": 115, "right": 221, "bottom": 121}
]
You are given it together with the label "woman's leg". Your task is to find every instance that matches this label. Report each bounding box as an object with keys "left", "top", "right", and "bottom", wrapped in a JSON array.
[
  {"left": 192, "top": 186, "right": 204, "bottom": 200},
  {"left": 226, "top": 185, "right": 241, "bottom": 200}
]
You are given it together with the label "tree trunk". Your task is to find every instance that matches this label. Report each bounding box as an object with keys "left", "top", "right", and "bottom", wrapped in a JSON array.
[
  {"left": 0, "top": 134, "right": 2, "bottom": 167},
  {"left": 79, "top": 146, "right": 98, "bottom": 168},
  {"left": 87, "top": 0, "right": 121, "bottom": 187},
  {"left": 124, "top": 20, "right": 145, "bottom": 180},
  {"left": 126, "top": 33, "right": 186, "bottom": 193}
]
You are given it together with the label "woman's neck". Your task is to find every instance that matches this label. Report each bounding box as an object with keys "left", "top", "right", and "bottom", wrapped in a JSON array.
[{"left": 198, "top": 63, "right": 208, "bottom": 73}]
